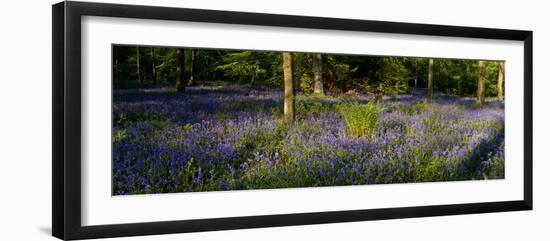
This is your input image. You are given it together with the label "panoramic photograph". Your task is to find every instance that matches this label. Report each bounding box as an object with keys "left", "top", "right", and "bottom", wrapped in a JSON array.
[{"left": 111, "top": 45, "right": 505, "bottom": 195}]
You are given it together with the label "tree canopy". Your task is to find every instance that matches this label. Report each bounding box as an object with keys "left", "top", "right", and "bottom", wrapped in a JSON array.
[{"left": 113, "top": 45, "right": 504, "bottom": 100}]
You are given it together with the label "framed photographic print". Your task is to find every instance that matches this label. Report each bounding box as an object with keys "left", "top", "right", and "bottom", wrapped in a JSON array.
[{"left": 52, "top": 1, "right": 533, "bottom": 240}]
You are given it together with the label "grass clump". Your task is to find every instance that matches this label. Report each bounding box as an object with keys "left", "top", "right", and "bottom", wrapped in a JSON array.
[{"left": 337, "top": 100, "right": 382, "bottom": 138}]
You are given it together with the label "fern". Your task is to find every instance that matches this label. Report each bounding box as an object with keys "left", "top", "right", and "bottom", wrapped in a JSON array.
[{"left": 337, "top": 101, "right": 382, "bottom": 138}]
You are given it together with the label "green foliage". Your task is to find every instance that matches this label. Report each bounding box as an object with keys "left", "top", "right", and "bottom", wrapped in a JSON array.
[
  {"left": 325, "top": 55, "right": 352, "bottom": 91},
  {"left": 113, "top": 129, "right": 127, "bottom": 142},
  {"left": 295, "top": 95, "right": 337, "bottom": 117},
  {"left": 337, "top": 101, "right": 382, "bottom": 138},
  {"left": 433, "top": 59, "right": 477, "bottom": 96},
  {"left": 115, "top": 113, "right": 129, "bottom": 126},
  {"left": 156, "top": 48, "right": 178, "bottom": 84},
  {"left": 327, "top": 56, "right": 351, "bottom": 82},
  {"left": 377, "top": 57, "right": 411, "bottom": 96},
  {"left": 215, "top": 51, "right": 266, "bottom": 83},
  {"left": 299, "top": 73, "right": 314, "bottom": 94},
  {"left": 261, "top": 52, "right": 283, "bottom": 86}
]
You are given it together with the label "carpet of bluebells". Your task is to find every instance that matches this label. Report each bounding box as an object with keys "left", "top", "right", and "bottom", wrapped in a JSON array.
[{"left": 112, "top": 85, "right": 504, "bottom": 195}]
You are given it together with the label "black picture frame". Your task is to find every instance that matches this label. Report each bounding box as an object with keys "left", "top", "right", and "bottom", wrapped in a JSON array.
[{"left": 52, "top": 1, "right": 533, "bottom": 240}]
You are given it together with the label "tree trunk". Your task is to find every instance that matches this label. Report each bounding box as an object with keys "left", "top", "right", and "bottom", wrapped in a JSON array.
[
  {"left": 476, "top": 60, "right": 487, "bottom": 106},
  {"left": 136, "top": 46, "right": 141, "bottom": 84},
  {"left": 497, "top": 61, "right": 504, "bottom": 101},
  {"left": 414, "top": 58, "right": 418, "bottom": 88},
  {"left": 427, "top": 58, "right": 434, "bottom": 99},
  {"left": 113, "top": 47, "right": 118, "bottom": 87},
  {"left": 283, "top": 52, "right": 294, "bottom": 123},
  {"left": 151, "top": 47, "right": 157, "bottom": 85},
  {"left": 205, "top": 57, "right": 209, "bottom": 82},
  {"left": 175, "top": 48, "right": 185, "bottom": 92},
  {"left": 312, "top": 53, "right": 324, "bottom": 95},
  {"left": 188, "top": 49, "right": 197, "bottom": 86}
]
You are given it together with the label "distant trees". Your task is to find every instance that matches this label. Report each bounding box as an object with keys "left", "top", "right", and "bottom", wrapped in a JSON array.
[
  {"left": 175, "top": 48, "right": 185, "bottom": 92},
  {"left": 283, "top": 52, "right": 294, "bottom": 123},
  {"left": 112, "top": 46, "right": 505, "bottom": 103},
  {"left": 312, "top": 53, "right": 324, "bottom": 95},
  {"left": 476, "top": 60, "right": 487, "bottom": 106}
]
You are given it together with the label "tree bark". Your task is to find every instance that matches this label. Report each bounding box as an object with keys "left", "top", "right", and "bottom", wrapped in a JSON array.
[
  {"left": 476, "top": 60, "right": 487, "bottom": 106},
  {"left": 188, "top": 49, "right": 197, "bottom": 86},
  {"left": 283, "top": 52, "right": 294, "bottom": 123},
  {"left": 136, "top": 46, "right": 141, "bottom": 84},
  {"left": 175, "top": 48, "right": 185, "bottom": 92},
  {"left": 427, "top": 58, "right": 434, "bottom": 99},
  {"left": 312, "top": 53, "right": 324, "bottom": 95},
  {"left": 151, "top": 47, "right": 157, "bottom": 85},
  {"left": 497, "top": 61, "right": 505, "bottom": 101}
]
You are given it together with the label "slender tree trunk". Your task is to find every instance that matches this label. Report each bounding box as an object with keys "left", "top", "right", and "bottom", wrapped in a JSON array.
[
  {"left": 497, "top": 61, "right": 505, "bottom": 101},
  {"left": 476, "top": 60, "right": 487, "bottom": 106},
  {"left": 427, "top": 58, "right": 434, "bottom": 99},
  {"left": 188, "top": 49, "right": 197, "bottom": 86},
  {"left": 414, "top": 58, "right": 418, "bottom": 88},
  {"left": 113, "top": 47, "right": 118, "bottom": 87},
  {"left": 136, "top": 46, "right": 141, "bottom": 84},
  {"left": 150, "top": 47, "right": 157, "bottom": 85},
  {"left": 175, "top": 48, "right": 185, "bottom": 92},
  {"left": 205, "top": 57, "right": 209, "bottom": 82},
  {"left": 283, "top": 52, "right": 294, "bottom": 123},
  {"left": 312, "top": 53, "right": 324, "bottom": 95}
]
